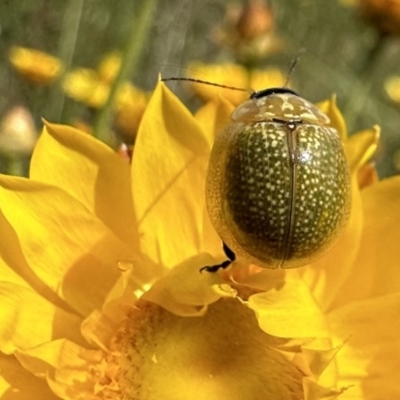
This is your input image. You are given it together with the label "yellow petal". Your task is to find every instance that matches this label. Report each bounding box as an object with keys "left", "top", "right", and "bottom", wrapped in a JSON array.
[
  {"left": 247, "top": 275, "right": 329, "bottom": 338},
  {"left": 194, "top": 95, "right": 235, "bottom": 147},
  {"left": 329, "top": 176, "right": 400, "bottom": 309},
  {"left": 0, "top": 210, "right": 71, "bottom": 309},
  {"left": 301, "top": 124, "right": 380, "bottom": 312},
  {"left": 316, "top": 96, "right": 347, "bottom": 141},
  {"left": 31, "top": 121, "right": 138, "bottom": 247},
  {"left": 303, "top": 377, "right": 347, "bottom": 400},
  {"left": 132, "top": 81, "right": 210, "bottom": 269},
  {"left": 344, "top": 126, "right": 380, "bottom": 174},
  {"left": 80, "top": 264, "right": 141, "bottom": 350},
  {"left": 201, "top": 208, "right": 226, "bottom": 261},
  {"left": 0, "top": 218, "right": 34, "bottom": 289},
  {"left": 142, "top": 253, "right": 222, "bottom": 316},
  {"left": 0, "top": 353, "right": 59, "bottom": 399},
  {"left": 80, "top": 310, "right": 118, "bottom": 350},
  {"left": 0, "top": 283, "right": 82, "bottom": 354},
  {"left": 301, "top": 175, "right": 363, "bottom": 312},
  {"left": 195, "top": 97, "right": 235, "bottom": 257},
  {"left": 328, "top": 292, "right": 400, "bottom": 399},
  {"left": 15, "top": 339, "right": 91, "bottom": 375},
  {"left": 0, "top": 175, "right": 135, "bottom": 316},
  {"left": 358, "top": 162, "right": 379, "bottom": 189},
  {"left": 15, "top": 339, "right": 102, "bottom": 400}
]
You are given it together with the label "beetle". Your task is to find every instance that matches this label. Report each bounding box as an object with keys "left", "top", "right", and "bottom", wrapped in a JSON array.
[{"left": 203, "top": 87, "right": 351, "bottom": 271}]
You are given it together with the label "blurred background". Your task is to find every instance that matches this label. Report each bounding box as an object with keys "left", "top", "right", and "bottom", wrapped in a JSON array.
[{"left": 1, "top": 0, "right": 400, "bottom": 177}]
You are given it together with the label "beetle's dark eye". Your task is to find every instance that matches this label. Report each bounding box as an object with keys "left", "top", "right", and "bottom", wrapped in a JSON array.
[{"left": 250, "top": 87, "right": 298, "bottom": 99}]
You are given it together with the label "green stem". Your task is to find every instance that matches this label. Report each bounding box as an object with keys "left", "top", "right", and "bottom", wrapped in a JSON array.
[
  {"left": 48, "top": 0, "right": 84, "bottom": 121},
  {"left": 93, "top": 0, "right": 158, "bottom": 143},
  {"left": 2, "top": 156, "right": 25, "bottom": 176},
  {"left": 343, "top": 33, "right": 388, "bottom": 132}
]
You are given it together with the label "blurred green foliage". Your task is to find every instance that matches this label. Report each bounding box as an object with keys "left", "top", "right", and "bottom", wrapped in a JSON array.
[{"left": 1, "top": 0, "right": 400, "bottom": 177}]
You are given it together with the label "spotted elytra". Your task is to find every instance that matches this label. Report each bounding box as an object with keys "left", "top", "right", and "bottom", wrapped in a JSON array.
[{"left": 204, "top": 86, "right": 351, "bottom": 270}]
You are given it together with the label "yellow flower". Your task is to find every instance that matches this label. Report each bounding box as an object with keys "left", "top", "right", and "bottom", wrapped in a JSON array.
[
  {"left": 0, "top": 81, "right": 397, "bottom": 400},
  {"left": 384, "top": 75, "right": 400, "bottom": 103},
  {"left": 63, "top": 67, "right": 109, "bottom": 108},
  {"left": 114, "top": 84, "right": 149, "bottom": 142},
  {"left": 97, "top": 52, "right": 123, "bottom": 84},
  {"left": 9, "top": 46, "right": 63, "bottom": 85},
  {"left": 63, "top": 53, "right": 148, "bottom": 141},
  {"left": 186, "top": 62, "right": 285, "bottom": 105},
  {"left": 63, "top": 52, "right": 125, "bottom": 108}
]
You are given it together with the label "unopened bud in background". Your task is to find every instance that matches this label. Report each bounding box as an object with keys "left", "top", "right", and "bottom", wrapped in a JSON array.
[
  {"left": 358, "top": 0, "right": 400, "bottom": 36},
  {"left": 235, "top": 0, "right": 274, "bottom": 41},
  {"left": 213, "top": 0, "right": 283, "bottom": 64},
  {"left": 0, "top": 107, "right": 37, "bottom": 157}
]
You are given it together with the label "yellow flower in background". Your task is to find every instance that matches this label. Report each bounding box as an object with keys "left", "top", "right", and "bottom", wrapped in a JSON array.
[
  {"left": 63, "top": 67, "right": 109, "bottom": 108},
  {"left": 0, "top": 81, "right": 398, "bottom": 399},
  {"left": 63, "top": 52, "right": 123, "bottom": 108},
  {"left": 63, "top": 53, "right": 148, "bottom": 141},
  {"left": 114, "top": 84, "right": 149, "bottom": 142},
  {"left": 63, "top": 52, "right": 124, "bottom": 107},
  {"left": 97, "top": 51, "right": 123, "bottom": 83},
  {"left": 186, "top": 62, "right": 285, "bottom": 105},
  {"left": 9, "top": 46, "right": 63, "bottom": 85},
  {"left": 383, "top": 76, "right": 400, "bottom": 172},
  {"left": 384, "top": 75, "right": 400, "bottom": 103}
]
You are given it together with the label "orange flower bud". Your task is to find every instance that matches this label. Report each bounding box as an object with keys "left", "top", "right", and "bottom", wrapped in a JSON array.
[
  {"left": 359, "top": 0, "right": 400, "bottom": 36},
  {"left": 235, "top": 0, "right": 274, "bottom": 41}
]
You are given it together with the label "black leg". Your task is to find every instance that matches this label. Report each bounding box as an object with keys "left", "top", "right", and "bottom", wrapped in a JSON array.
[
  {"left": 223, "top": 243, "right": 236, "bottom": 262},
  {"left": 200, "top": 243, "right": 236, "bottom": 273}
]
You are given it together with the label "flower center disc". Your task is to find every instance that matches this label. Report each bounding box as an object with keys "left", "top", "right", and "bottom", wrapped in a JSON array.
[{"left": 117, "top": 298, "right": 304, "bottom": 400}]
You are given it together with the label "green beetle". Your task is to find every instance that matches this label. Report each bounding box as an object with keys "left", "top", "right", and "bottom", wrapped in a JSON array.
[{"left": 205, "top": 88, "right": 351, "bottom": 270}]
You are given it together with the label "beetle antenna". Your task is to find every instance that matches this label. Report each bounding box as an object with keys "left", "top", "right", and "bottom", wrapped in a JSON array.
[
  {"left": 283, "top": 48, "right": 306, "bottom": 88},
  {"left": 161, "top": 77, "right": 253, "bottom": 95}
]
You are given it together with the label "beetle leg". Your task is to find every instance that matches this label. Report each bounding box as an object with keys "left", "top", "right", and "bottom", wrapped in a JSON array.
[
  {"left": 223, "top": 242, "right": 236, "bottom": 261},
  {"left": 199, "top": 243, "right": 236, "bottom": 273},
  {"left": 199, "top": 259, "right": 231, "bottom": 273}
]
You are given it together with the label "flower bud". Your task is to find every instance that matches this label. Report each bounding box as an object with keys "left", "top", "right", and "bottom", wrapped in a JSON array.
[
  {"left": 213, "top": 0, "right": 283, "bottom": 63},
  {"left": 235, "top": 0, "right": 274, "bottom": 41},
  {"left": 359, "top": 0, "right": 400, "bottom": 36},
  {"left": 0, "top": 107, "right": 37, "bottom": 157}
]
